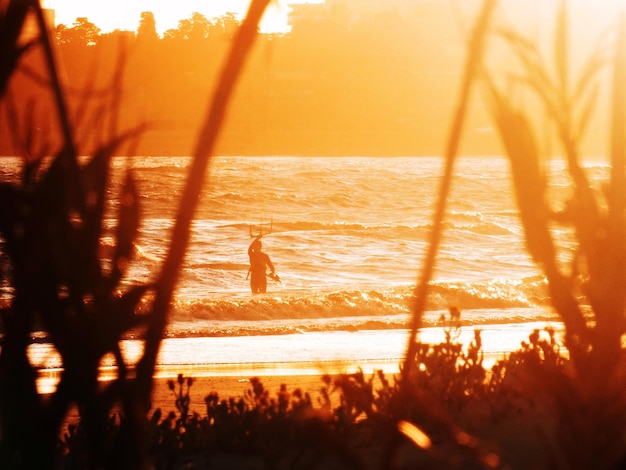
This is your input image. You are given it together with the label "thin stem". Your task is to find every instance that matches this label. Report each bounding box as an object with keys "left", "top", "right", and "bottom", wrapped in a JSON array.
[
  {"left": 610, "top": 10, "right": 626, "bottom": 218},
  {"left": 33, "top": 1, "right": 76, "bottom": 157},
  {"left": 136, "top": 0, "right": 270, "bottom": 406},
  {"left": 402, "top": 0, "right": 496, "bottom": 383},
  {"left": 0, "top": 1, "right": 30, "bottom": 96}
]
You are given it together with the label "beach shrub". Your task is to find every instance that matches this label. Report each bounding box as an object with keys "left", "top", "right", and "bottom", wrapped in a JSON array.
[
  {"left": 54, "top": 327, "right": 570, "bottom": 469},
  {"left": 142, "top": 375, "right": 346, "bottom": 469},
  {"left": 168, "top": 373, "right": 194, "bottom": 426},
  {"left": 410, "top": 308, "right": 486, "bottom": 410}
]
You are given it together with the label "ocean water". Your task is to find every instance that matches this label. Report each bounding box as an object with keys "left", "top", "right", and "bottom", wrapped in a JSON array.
[{"left": 4, "top": 156, "right": 609, "bottom": 381}]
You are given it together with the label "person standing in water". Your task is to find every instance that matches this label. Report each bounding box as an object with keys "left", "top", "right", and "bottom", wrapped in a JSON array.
[{"left": 247, "top": 237, "right": 278, "bottom": 294}]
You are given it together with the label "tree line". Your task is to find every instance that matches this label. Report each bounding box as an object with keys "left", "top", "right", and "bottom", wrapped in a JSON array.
[
  {"left": 54, "top": 11, "right": 241, "bottom": 46},
  {"left": 4, "top": 2, "right": 500, "bottom": 156}
]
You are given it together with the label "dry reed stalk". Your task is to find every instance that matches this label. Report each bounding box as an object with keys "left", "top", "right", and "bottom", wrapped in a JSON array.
[
  {"left": 402, "top": 0, "right": 495, "bottom": 388},
  {"left": 485, "top": 1, "right": 626, "bottom": 467},
  {"left": 136, "top": 0, "right": 271, "bottom": 408},
  {"left": 386, "top": 1, "right": 498, "bottom": 468},
  {"left": 487, "top": 0, "right": 626, "bottom": 376}
]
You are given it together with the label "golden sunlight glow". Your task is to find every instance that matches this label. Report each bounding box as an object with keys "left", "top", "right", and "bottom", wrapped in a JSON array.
[
  {"left": 36, "top": 0, "right": 625, "bottom": 157},
  {"left": 398, "top": 420, "right": 432, "bottom": 450},
  {"left": 46, "top": 0, "right": 303, "bottom": 34},
  {"left": 556, "top": 0, "right": 626, "bottom": 31},
  {"left": 496, "top": 0, "right": 626, "bottom": 36}
]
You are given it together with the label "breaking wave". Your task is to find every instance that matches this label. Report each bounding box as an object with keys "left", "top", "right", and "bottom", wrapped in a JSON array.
[{"left": 159, "top": 276, "right": 559, "bottom": 338}]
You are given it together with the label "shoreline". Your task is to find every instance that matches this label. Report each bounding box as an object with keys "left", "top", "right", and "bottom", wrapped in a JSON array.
[
  {"left": 37, "top": 319, "right": 564, "bottom": 398},
  {"left": 37, "top": 359, "right": 403, "bottom": 395}
]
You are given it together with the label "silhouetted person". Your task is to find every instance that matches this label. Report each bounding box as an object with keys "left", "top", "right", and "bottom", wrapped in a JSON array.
[{"left": 248, "top": 237, "right": 278, "bottom": 294}]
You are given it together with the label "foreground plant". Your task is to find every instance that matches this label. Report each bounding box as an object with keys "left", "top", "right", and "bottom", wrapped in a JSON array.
[
  {"left": 0, "top": 0, "right": 270, "bottom": 467},
  {"left": 485, "top": 1, "right": 626, "bottom": 467},
  {"left": 391, "top": 1, "right": 501, "bottom": 467},
  {"left": 0, "top": 3, "right": 151, "bottom": 466},
  {"left": 386, "top": 0, "right": 626, "bottom": 467},
  {"left": 57, "top": 326, "right": 575, "bottom": 469}
]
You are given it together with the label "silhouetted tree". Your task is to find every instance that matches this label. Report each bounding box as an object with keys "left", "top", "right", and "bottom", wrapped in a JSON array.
[
  {"left": 19, "top": 1, "right": 500, "bottom": 157},
  {"left": 163, "top": 12, "right": 211, "bottom": 41},
  {"left": 55, "top": 17, "right": 101, "bottom": 46},
  {"left": 137, "top": 11, "right": 159, "bottom": 41},
  {"left": 210, "top": 12, "right": 240, "bottom": 38}
]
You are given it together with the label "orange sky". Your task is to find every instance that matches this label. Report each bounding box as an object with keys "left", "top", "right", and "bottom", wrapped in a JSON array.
[
  {"left": 44, "top": 0, "right": 626, "bottom": 38},
  {"left": 44, "top": 0, "right": 315, "bottom": 34}
]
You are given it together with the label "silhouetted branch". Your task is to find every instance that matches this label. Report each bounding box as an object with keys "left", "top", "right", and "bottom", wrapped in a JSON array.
[
  {"left": 382, "top": 2, "right": 496, "bottom": 468},
  {"left": 594, "top": 7, "right": 626, "bottom": 369},
  {"left": 0, "top": 1, "right": 31, "bottom": 96},
  {"left": 33, "top": 1, "right": 75, "bottom": 158}
]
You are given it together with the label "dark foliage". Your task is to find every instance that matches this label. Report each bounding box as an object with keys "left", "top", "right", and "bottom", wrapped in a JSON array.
[
  {"left": 0, "top": 2, "right": 158, "bottom": 466},
  {"left": 56, "top": 322, "right": 600, "bottom": 470},
  {"left": 0, "top": 0, "right": 270, "bottom": 468}
]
